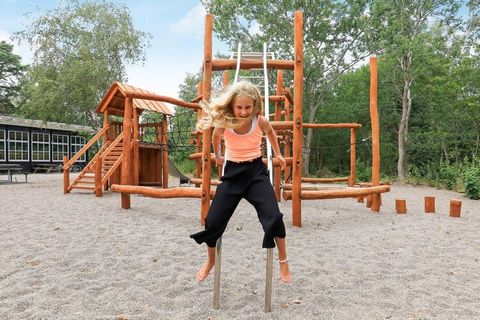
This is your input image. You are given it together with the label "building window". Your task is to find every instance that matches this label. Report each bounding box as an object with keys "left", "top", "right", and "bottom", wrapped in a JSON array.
[
  {"left": 32, "top": 132, "right": 50, "bottom": 161},
  {"left": 0, "top": 130, "right": 5, "bottom": 161},
  {"left": 8, "top": 130, "right": 29, "bottom": 161},
  {"left": 52, "top": 134, "right": 69, "bottom": 162},
  {"left": 71, "top": 136, "right": 86, "bottom": 162}
]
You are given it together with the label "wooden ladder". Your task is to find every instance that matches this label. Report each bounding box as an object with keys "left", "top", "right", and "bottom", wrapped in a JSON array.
[{"left": 69, "top": 133, "right": 124, "bottom": 193}]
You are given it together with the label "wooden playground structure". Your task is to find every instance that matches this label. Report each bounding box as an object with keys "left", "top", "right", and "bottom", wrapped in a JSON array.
[{"left": 64, "top": 11, "right": 390, "bottom": 227}]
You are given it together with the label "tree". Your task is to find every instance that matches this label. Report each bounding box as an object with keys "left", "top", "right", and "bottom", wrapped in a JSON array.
[
  {"left": 368, "top": 0, "right": 463, "bottom": 181},
  {"left": 13, "top": 0, "right": 151, "bottom": 127},
  {"left": 0, "top": 41, "right": 27, "bottom": 114},
  {"left": 201, "top": 0, "right": 373, "bottom": 175}
]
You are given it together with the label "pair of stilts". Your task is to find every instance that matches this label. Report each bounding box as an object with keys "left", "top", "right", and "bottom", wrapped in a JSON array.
[{"left": 213, "top": 237, "right": 274, "bottom": 312}]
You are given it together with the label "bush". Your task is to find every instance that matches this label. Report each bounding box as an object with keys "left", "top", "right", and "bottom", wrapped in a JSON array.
[
  {"left": 439, "top": 161, "right": 463, "bottom": 190},
  {"left": 464, "top": 162, "right": 480, "bottom": 200},
  {"left": 356, "top": 161, "right": 371, "bottom": 182}
]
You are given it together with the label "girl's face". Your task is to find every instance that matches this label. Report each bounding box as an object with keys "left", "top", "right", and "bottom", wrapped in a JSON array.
[{"left": 232, "top": 95, "right": 255, "bottom": 119}]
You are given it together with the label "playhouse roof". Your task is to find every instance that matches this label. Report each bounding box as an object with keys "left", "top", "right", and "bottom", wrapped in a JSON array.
[{"left": 96, "top": 82, "right": 174, "bottom": 117}]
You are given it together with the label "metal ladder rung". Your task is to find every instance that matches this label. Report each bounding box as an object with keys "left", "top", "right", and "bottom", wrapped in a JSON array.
[{"left": 229, "top": 51, "right": 275, "bottom": 60}]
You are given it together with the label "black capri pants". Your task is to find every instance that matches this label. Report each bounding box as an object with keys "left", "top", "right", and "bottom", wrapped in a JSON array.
[{"left": 190, "top": 157, "right": 286, "bottom": 248}]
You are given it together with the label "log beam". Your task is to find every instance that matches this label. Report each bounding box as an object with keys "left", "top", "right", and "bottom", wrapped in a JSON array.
[{"left": 282, "top": 185, "right": 390, "bottom": 200}]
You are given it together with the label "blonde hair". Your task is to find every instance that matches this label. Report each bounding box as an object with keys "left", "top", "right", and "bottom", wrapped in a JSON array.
[{"left": 197, "top": 81, "right": 263, "bottom": 130}]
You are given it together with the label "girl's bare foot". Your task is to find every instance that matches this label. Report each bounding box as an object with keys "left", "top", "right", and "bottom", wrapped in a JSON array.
[
  {"left": 279, "top": 259, "right": 292, "bottom": 283},
  {"left": 196, "top": 261, "right": 215, "bottom": 282}
]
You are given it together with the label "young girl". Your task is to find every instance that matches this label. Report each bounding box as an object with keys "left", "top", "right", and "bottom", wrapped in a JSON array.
[{"left": 190, "top": 81, "right": 292, "bottom": 283}]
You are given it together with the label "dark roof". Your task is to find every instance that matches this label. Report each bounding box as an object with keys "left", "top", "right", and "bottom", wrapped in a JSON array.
[{"left": 0, "top": 115, "right": 95, "bottom": 133}]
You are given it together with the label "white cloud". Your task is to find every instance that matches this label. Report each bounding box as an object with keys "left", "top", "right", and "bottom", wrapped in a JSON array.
[
  {"left": 0, "top": 29, "right": 33, "bottom": 64},
  {"left": 168, "top": 3, "right": 206, "bottom": 37}
]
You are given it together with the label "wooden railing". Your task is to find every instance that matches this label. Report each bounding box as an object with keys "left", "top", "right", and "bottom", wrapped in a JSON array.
[
  {"left": 99, "top": 132, "right": 124, "bottom": 186},
  {"left": 64, "top": 139, "right": 111, "bottom": 193},
  {"left": 64, "top": 124, "right": 110, "bottom": 171}
]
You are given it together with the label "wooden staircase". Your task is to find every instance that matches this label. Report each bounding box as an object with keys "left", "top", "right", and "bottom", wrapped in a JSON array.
[{"left": 68, "top": 132, "right": 124, "bottom": 193}]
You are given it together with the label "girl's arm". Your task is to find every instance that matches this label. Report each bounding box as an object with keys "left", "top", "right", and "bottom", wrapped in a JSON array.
[
  {"left": 258, "top": 116, "right": 286, "bottom": 170},
  {"left": 212, "top": 127, "right": 225, "bottom": 165}
]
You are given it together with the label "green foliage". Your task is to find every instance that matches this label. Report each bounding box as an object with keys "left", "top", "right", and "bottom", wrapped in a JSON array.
[
  {"left": 170, "top": 154, "right": 196, "bottom": 176},
  {"left": 464, "top": 163, "right": 480, "bottom": 200},
  {"left": 355, "top": 161, "right": 372, "bottom": 183},
  {"left": 0, "top": 41, "right": 27, "bottom": 114},
  {"left": 13, "top": 0, "right": 151, "bottom": 126}
]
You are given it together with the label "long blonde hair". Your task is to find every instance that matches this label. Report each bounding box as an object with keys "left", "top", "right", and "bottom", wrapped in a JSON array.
[{"left": 197, "top": 81, "right": 263, "bottom": 130}]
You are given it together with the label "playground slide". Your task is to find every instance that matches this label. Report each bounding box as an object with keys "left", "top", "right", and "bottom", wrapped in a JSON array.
[{"left": 167, "top": 158, "right": 190, "bottom": 185}]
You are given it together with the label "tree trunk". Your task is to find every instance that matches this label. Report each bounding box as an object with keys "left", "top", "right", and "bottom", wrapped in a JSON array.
[{"left": 397, "top": 52, "right": 412, "bottom": 182}]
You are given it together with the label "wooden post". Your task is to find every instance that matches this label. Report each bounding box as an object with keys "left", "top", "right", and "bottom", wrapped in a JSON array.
[
  {"left": 449, "top": 199, "right": 462, "bottom": 217},
  {"left": 201, "top": 13, "right": 213, "bottom": 225},
  {"left": 369, "top": 57, "right": 381, "bottom": 212},
  {"left": 103, "top": 110, "right": 109, "bottom": 145},
  {"left": 133, "top": 106, "right": 140, "bottom": 186},
  {"left": 292, "top": 11, "right": 303, "bottom": 227},
  {"left": 395, "top": 199, "right": 407, "bottom": 214},
  {"left": 162, "top": 114, "right": 169, "bottom": 188},
  {"left": 424, "top": 196, "right": 435, "bottom": 213},
  {"left": 95, "top": 157, "right": 103, "bottom": 197},
  {"left": 121, "top": 96, "right": 133, "bottom": 209},
  {"left": 366, "top": 194, "right": 373, "bottom": 208},
  {"left": 195, "top": 81, "right": 203, "bottom": 186},
  {"left": 283, "top": 88, "right": 292, "bottom": 183},
  {"left": 348, "top": 128, "right": 357, "bottom": 187},
  {"left": 63, "top": 155, "right": 70, "bottom": 194},
  {"left": 273, "top": 70, "right": 283, "bottom": 201}
]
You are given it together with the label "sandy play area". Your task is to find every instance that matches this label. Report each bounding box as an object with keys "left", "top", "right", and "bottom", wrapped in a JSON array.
[{"left": 0, "top": 173, "right": 479, "bottom": 319}]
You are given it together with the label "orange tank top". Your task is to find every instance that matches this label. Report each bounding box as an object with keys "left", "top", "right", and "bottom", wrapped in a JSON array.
[{"left": 224, "top": 116, "right": 263, "bottom": 162}]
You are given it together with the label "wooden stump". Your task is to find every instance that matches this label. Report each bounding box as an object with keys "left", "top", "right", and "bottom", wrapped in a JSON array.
[
  {"left": 424, "top": 196, "right": 435, "bottom": 213},
  {"left": 449, "top": 199, "right": 462, "bottom": 218},
  {"left": 395, "top": 199, "right": 407, "bottom": 214},
  {"left": 366, "top": 194, "right": 373, "bottom": 208}
]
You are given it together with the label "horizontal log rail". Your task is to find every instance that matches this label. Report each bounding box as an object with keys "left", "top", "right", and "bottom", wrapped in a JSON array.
[
  {"left": 282, "top": 184, "right": 343, "bottom": 191},
  {"left": 356, "top": 181, "right": 390, "bottom": 186},
  {"left": 262, "top": 95, "right": 285, "bottom": 102},
  {"left": 270, "top": 121, "right": 294, "bottom": 130},
  {"left": 301, "top": 177, "right": 349, "bottom": 183},
  {"left": 303, "top": 123, "right": 362, "bottom": 129},
  {"left": 189, "top": 178, "right": 221, "bottom": 186},
  {"left": 111, "top": 185, "right": 215, "bottom": 198},
  {"left": 212, "top": 59, "right": 295, "bottom": 71},
  {"left": 64, "top": 124, "right": 110, "bottom": 170},
  {"left": 282, "top": 185, "right": 390, "bottom": 200},
  {"left": 189, "top": 152, "right": 215, "bottom": 160},
  {"left": 124, "top": 91, "right": 201, "bottom": 111}
]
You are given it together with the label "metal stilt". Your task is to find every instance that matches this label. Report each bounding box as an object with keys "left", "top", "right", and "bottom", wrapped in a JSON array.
[
  {"left": 213, "top": 237, "right": 222, "bottom": 310},
  {"left": 265, "top": 248, "right": 273, "bottom": 312}
]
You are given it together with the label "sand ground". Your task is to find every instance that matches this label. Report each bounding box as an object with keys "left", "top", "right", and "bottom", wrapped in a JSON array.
[{"left": 0, "top": 173, "right": 479, "bottom": 320}]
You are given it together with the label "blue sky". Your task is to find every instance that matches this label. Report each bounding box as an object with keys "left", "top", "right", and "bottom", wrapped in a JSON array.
[{"left": 0, "top": 0, "right": 228, "bottom": 99}]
